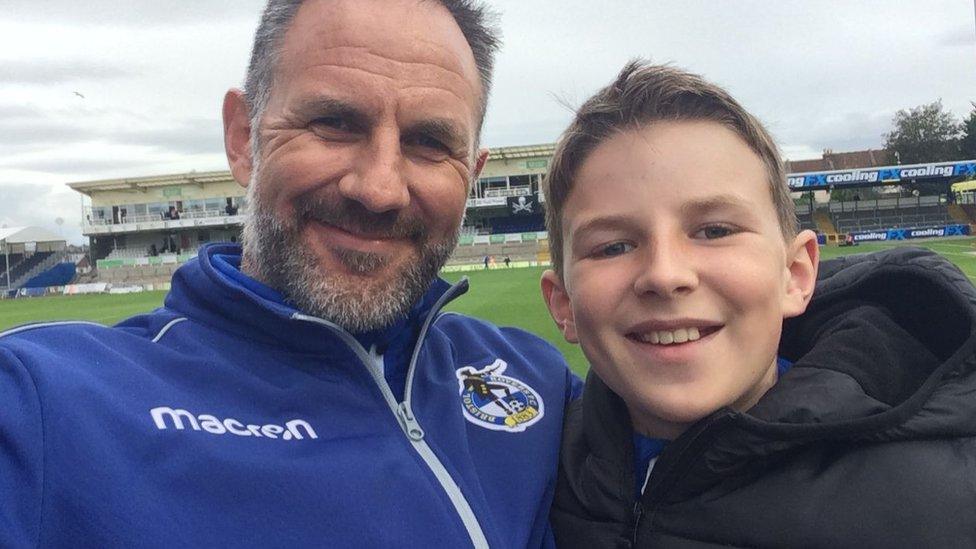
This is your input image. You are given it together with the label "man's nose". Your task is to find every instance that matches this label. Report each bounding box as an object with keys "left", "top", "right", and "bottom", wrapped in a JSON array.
[
  {"left": 337, "top": 130, "right": 410, "bottom": 213},
  {"left": 632, "top": 237, "right": 699, "bottom": 298}
]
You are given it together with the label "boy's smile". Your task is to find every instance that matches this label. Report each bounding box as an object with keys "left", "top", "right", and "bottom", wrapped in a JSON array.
[{"left": 542, "top": 120, "right": 818, "bottom": 439}]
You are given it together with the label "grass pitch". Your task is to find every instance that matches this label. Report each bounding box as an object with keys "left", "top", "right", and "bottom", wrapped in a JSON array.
[{"left": 2, "top": 237, "right": 975, "bottom": 376}]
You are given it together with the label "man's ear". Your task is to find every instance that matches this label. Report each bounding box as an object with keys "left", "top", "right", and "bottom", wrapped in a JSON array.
[
  {"left": 472, "top": 148, "right": 489, "bottom": 179},
  {"left": 541, "top": 269, "right": 578, "bottom": 344},
  {"left": 781, "top": 229, "right": 820, "bottom": 319},
  {"left": 223, "top": 88, "right": 254, "bottom": 189}
]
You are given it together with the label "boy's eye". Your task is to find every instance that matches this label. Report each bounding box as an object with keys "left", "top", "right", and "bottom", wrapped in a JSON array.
[
  {"left": 693, "top": 224, "right": 737, "bottom": 240},
  {"left": 598, "top": 241, "right": 634, "bottom": 257}
]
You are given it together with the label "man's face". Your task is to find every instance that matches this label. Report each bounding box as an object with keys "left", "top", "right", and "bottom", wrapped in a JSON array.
[
  {"left": 236, "top": 0, "right": 485, "bottom": 331},
  {"left": 542, "top": 121, "right": 816, "bottom": 438}
]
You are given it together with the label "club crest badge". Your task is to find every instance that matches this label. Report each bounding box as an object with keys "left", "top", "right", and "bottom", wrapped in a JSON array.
[{"left": 456, "top": 359, "right": 544, "bottom": 433}]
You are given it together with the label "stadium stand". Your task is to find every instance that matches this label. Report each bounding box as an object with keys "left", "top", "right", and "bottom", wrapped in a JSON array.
[
  {"left": 64, "top": 147, "right": 974, "bottom": 285},
  {"left": 0, "top": 252, "right": 24, "bottom": 284},
  {"left": 794, "top": 201, "right": 817, "bottom": 232},
  {"left": 487, "top": 216, "right": 545, "bottom": 235},
  {"left": 5, "top": 252, "right": 54, "bottom": 286},
  {"left": 22, "top": 263, "right": 76, "bottom": 289},
  {"left": 446, "top": 238, "right": 547, "bottom": 267},
  {"left": 828, "top": 195, "right": 950, "bottom": 233}
]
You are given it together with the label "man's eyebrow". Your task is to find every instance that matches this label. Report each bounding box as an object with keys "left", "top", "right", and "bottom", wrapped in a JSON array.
[
  {"left": 295, "top": 96, "right": 371, "bottom": 126},
  {"left": 404, "top": 118, "right": 469, "bottom": 151}
]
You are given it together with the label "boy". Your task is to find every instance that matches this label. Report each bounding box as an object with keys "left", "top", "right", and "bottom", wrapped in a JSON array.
[{"left": 541, "top": 61, "right": 976, "bottom": 548}]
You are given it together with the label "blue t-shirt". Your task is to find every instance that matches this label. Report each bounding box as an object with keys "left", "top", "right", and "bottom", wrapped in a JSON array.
[{"left": 633, "top": 357, "right": 794, "bottom": 497}]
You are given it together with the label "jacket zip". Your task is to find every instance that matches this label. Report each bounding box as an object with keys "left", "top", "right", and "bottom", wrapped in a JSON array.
[
  {"left": 631, "top": 412, "right": 733, "bottom": 544},
  {"left": 291, "top": 279, "right": 489, "bottom": 549}
]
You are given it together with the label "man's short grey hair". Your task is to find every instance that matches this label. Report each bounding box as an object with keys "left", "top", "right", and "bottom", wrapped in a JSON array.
[{"left": 243, "top": 0, "right": 500, "bottom": 150}]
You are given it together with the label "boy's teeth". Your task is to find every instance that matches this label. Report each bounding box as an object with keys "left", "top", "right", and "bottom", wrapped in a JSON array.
[{"left": 637, "top": 327, "right": 702, "bottom": 345}]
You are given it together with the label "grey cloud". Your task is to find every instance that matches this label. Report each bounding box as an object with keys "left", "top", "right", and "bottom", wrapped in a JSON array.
[
  {"left": 0, "top": 183, "right": 84, "bottom": 244},
  {"left": 0, "top": 103, "right": 223, "bottom": 158},
  {"left": 119, "top": 119, "right": 224, "bottom": 156},
  {"left": 0, "top": 119, "right": 101, "bottom": 150},
  {"left": 772, "top": 110, "right": 891, "bottom": 157},
  {"left": 3, "top": 1, "right": 266, "bottom": 26},
  {"left": 939, "top": 25, "right": 975, "bottom": 47},
  {"left": 0, "top": 157, "right": 153, "bottom": 174},
  {"left": 0, "top": 104, "right": 48, "bottom": 119},
  {"left": 0, "top": 59, "right": 136, "bottom": 85}
]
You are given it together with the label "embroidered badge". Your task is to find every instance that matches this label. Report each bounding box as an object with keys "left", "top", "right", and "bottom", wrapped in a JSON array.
[{"left": 456, "top": 359, "right": 544, "bottom": 432}]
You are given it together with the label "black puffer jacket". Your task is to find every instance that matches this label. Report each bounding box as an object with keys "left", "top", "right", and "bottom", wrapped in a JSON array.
[{"left": 552, "top": 247, "right": 976, "bottom": 548}]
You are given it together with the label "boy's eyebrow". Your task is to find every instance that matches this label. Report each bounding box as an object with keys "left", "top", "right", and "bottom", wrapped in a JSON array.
[
  {"left": 680, "top": 194, "right": 755, "bottom": 216},
  {"left": 571, "top": 214, "right": 637, "bottom": 237}
]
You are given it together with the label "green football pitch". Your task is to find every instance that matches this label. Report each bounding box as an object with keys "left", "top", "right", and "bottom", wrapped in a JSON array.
[{"left": 3, "top": 237, "right": 975, "bottom": 376}]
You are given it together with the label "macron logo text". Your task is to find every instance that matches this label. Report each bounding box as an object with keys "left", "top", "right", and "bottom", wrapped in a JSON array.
[{"left": 150, "top": 406, "right": 318, "bottom": 441}]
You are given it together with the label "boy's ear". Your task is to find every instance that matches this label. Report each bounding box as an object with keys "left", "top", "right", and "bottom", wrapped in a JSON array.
[
  {"left": 223, "top": 88, "right": 254, "bottom": 189},
  {"left": 541, "top": 269, "right": 579, "bottom": 344},
  {"left": 781, "top": 229, "right": 820, "bottom": 319}
]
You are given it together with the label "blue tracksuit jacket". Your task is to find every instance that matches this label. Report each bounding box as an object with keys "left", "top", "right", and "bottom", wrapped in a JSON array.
[{"left": 0, "top": 243, "right": 581, "bottom": 548}]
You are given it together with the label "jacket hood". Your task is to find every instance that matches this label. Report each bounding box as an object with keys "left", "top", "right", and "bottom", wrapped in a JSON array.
[
  {"left": 763, "top": 246, "right": 976, "bottom": 436},
  {"left": 669, "top": 247, "right": 976, "bottom": 492}
]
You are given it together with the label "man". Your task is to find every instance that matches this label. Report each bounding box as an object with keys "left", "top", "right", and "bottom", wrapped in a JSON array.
[{"left": 0, "top": 1, "right": 579, "bottom": 547}]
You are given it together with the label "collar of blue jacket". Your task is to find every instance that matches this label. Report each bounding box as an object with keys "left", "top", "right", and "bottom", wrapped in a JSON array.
[{"left": 169, "top": 243, "right": 464, "bottom": 400}]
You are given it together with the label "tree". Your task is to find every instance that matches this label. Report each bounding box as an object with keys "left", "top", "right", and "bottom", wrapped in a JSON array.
[
  {"left": 883, "top": 100, "right": 961, "bottom": 164},
  {"left": 828, "top": 186, "right": 879, "bottom": 203},
  {"left": 960, "top": 102, "right": 976, "bottom": 160}
]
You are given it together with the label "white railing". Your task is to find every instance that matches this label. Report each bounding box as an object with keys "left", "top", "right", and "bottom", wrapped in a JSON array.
[
  {"left": 483, "top": 186, "right": 532, "bottom": 198},
  {"left": 83, "top": 208, "right": 247, "bottom": 234}
]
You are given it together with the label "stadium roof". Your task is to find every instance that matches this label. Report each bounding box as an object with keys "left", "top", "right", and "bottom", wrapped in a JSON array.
[
  {"left": 487, "top": 143, "right": 556, "bottom": 160},
  {"left": 785, "top": 149, "right": 890, "bottom": 173},
  {"left": 0, "top": 226, "right": 64, "bottom": 244},
  {"left": 67, "top": 170, "right": 235, "bottom": 195}
]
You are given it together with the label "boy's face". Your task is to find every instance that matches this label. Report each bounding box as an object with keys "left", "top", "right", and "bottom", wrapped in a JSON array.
[{"left": 542, "top": 120, "right": 818, "bottom": 438}]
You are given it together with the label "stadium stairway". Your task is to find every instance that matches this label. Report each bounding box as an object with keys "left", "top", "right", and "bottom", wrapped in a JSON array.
[
  {"left": 8, "top": 252, "right": 57, "bottom": 289},
  {"left": 813, "top": 211, "right": 837, "bottom": 234},
  {"left": 949, "top": 203, "right": 976, "bottom": 225}
]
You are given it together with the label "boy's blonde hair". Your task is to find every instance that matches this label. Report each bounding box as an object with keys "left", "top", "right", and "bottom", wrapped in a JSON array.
[{"left": 544, "top": 61, "right": 798, "bottom": 276}]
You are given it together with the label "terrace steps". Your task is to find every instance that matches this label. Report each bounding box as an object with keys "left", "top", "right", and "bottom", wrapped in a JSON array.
[
  {"left": 950, "top": 203, "right": 976, "bottom": 225},
  {"left": 813, "top": 211, "right": 837, "bottom": 234}
]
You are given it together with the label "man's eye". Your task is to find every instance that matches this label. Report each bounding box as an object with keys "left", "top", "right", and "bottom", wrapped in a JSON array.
[
  {"left": 310, "top": 116, "right": 352, "bottom": 132},
  {"left": 411, "top": 134, "right": 450, "bottom": 152},
  {"left": 598, "top": 242, "right": 634, "bottom": 257},
  {"left": 419, "top": 135, "right": 445, "bottom": 150},
  {"left": 405, "top": 134, "right": 452, "bottom": 160},
  {"left": 693, "top": 224, "right": 737, "bottom": 239}
]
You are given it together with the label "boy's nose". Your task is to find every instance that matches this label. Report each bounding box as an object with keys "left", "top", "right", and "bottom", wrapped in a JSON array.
[
  {"left": 337, "top": 130, "right": 410, "bottom": 213},
  {"left": 632, "top": 239, "right": 698, "bottom": 298}
]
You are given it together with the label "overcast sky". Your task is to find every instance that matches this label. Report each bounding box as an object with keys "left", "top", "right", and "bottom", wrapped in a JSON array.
[{"left": 1, "top": 0, "right": 974, "bottom": 244}]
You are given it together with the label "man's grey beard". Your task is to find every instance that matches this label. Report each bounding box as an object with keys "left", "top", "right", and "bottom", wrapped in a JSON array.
[{"left": 241, "top": 169, "right": 460, "bottom": 333}]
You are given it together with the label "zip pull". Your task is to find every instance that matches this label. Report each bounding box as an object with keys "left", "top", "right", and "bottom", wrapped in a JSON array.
[{"left": 397, "top": 402, "right": 425, "bottom": 441}]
